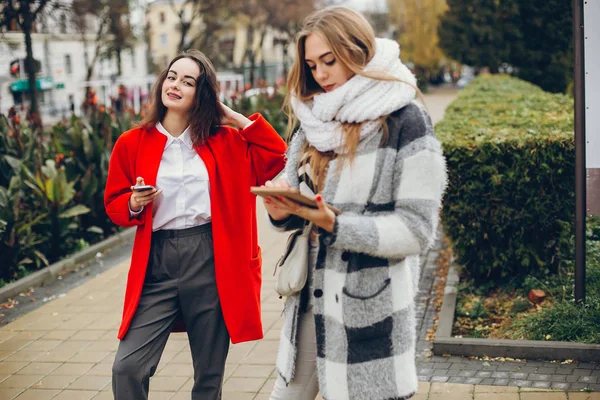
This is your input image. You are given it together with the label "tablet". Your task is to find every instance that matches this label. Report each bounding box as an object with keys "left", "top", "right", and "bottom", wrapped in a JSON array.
[{"left": 251, "top": 187, "right": 342, "bottom": 215}]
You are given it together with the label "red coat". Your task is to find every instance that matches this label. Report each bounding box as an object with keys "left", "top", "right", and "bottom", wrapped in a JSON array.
[{"left": 104, "top": 114, "right": 286, "bottom": 343}]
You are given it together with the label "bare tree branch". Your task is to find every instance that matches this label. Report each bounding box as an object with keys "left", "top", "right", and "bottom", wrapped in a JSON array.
[{"left": 32, "top": 0, "right": 51, "bottom": 21}]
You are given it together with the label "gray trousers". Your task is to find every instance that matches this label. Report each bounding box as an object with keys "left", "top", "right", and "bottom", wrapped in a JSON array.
[{"left": 112, "top": 223, "right": 230, "bottom": 400}]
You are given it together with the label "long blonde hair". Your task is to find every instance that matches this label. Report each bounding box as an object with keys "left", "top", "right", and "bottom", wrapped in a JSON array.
[{"left": 285, "top": 6, "right": 408, "bottom": 190}]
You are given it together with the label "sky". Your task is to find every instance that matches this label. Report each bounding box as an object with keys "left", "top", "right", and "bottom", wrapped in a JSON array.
[{"left": 339, "top": 0, "right": 389, "bottom": 12}]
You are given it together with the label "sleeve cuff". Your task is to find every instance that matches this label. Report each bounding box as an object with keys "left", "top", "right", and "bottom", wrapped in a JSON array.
[
  {"left": 129, "top": 201, "right": 144, "bottom": 218},
  {"left": 318, "top": 217, "right": 339, "bottom": 246},
  {"left": 269, "top": 214, "right": 293, "bottom": 227},
  {"left": 242, "top": 120, "right": 256, "bottom": 130}
]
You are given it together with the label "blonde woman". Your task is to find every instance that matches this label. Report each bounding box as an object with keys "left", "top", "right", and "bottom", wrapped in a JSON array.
[{"left": 262, "top": 6, "right": 447, "bottom": 400}]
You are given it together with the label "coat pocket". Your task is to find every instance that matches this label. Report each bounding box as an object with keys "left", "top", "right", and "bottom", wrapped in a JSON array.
[
  {"left": 341, "top": 269, "right": 394, "bottom": 328},
  {"left": 250, "top": 246, "right": 262, "bottom": 270}
]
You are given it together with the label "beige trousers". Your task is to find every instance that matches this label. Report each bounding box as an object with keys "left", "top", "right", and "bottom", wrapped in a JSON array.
[{"left": 269, "top": 309, "right": 319, "bottom": 400}]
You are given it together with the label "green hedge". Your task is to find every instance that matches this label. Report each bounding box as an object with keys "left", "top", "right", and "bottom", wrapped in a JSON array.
[{"left": 437, "top": 75, "right": 575, "bottom": 282}]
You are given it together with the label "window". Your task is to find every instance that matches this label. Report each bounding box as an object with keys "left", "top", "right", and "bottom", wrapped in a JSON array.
[
  {"left": 9, "top": 18, "right": 18, "bottom": 32},
  {"left": 60, "top": 14, "right": 67, "bottom": 34},
  {"left": 65, "top": 54, "right": 72, "bottom": 75},
  {"left": 159, "top": 12, "right": 165, "bottom": 23},
  {"left": 160, "top": 34, "right": 168, "bottom": 47},
  {"left": 130, "top": 48, "right": 136, "bottom": 69}
]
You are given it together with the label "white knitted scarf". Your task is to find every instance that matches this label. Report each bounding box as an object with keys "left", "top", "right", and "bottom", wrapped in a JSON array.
[{"left": 290, "top": 38, "right": 418, "bottom": 154}]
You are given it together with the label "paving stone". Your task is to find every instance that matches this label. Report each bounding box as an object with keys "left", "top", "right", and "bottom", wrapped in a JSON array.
[
  {"left": 569, "top": 383, "right": 592, "bottom": 391},
  {"left": 497, "top": 365, "right": 521, "bottom": 372},
  {"left": 535, "top": 368, "right": 556, "bottom": 374},
  {"left": 549, "top": 375, "right": 567, "bottom": 382},
  {"left": 518, "top": 367, "right": 539, "bottom": 374},
  {"left": 530, "top": 374, "right": 553, "bottom": 381},
  {"left": 557, "top": 364, "right": 578, "bottom": 370},
  {"left": 465, "top": 378, "right": 483, "bottom": 385},
  {"left": 550, "top": 382, "right": 570, "bottom": 390},
  {"left": 573, "top": 369, "right": 593, "bottom": 376},
  {"left": 531, "top": 381, "right": 551, "bottom": 388},
  {"left": 589, "top": 383, "right": 600, "bottom": 391},
  {"left": 509, "top": 380, "right": 533, "bottom": 387},
  {"left": 509, "top": 373, "right": 528, "bottom": 380},
  {"left": 578, "top": 376, "right": 598, "bottom": 384},
  {"left": 449, "top": 363, "right": 470, "bottom": 370},
  {"left": 443, "top": 370, "right": 461, "bottom": 377}
]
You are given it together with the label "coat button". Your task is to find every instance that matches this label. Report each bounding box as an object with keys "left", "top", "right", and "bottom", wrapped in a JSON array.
[
  {"left": 341, "top": 251, "right": 350, "bottom": 261},
  {"left": 314, "top": 289, "right": 323, "bottom": 298}
]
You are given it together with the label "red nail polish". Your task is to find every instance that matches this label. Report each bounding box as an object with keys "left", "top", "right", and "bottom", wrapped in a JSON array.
[{"left": 316, "top": 195, "right": 322, "bottom": 202}]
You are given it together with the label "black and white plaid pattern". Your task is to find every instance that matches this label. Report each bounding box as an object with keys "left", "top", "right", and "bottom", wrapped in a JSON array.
[{"left": 272, "top": 102, "right": 447, "bottom": 400}]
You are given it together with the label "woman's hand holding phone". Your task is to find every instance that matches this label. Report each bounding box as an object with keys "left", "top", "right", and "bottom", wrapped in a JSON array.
[{"left": 129, "top": 177, "right": 162, "bottom": 212}]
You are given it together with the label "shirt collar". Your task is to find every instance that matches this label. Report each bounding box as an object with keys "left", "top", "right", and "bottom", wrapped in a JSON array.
[{"left": 155, "top": 122, "right": 194, "bottom": 150}]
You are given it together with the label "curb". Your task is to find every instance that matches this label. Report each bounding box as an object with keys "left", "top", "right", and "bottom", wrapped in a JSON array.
[
  {"left": 432, "top": 263, "right": 600, "bottom": 363},
  {"left": 0, "top": 227, "right": 136, "bottom": 303}
]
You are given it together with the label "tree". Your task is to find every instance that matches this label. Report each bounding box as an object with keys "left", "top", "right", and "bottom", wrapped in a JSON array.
[
  {"left": 169, "top": 0, "right": 204, "bottom": 53},
  {"left": 166, "top": 0, "right": 233, "bottom": 67},
  {"left": 507, "top": 0, "right": 572, "bottom": 93},
  {"left": 71, "top": 0, "right": 110, "bottom": 98},
  {"left": 262, "top": 0, "right": 318, "bottom": 78},
  {"left": 104, "top": 0, "right": 135, "bottom": 77},
  {"left": 438, "top": 0, "right": 571, "bottom": 93},
  {"left": 388, "top": 0, "right": 447, "bottom": 81},
  {"left": 437, "top": 0, "right": 518, "bottom": 74},
  {"left": 0, "top": 0, "right": 59, "bottom": 116}
]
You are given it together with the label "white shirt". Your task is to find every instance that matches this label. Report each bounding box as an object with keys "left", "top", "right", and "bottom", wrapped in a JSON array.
[
  {"left": 130, "top": 120, "right": 255, "bottom": 229},
  {"left": 151, "top": 122, "right": 211, "bottom": 231}
]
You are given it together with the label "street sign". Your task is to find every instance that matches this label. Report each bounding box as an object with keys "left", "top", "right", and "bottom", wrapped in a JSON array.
[{"left": 10, "top": 77, "right": 54, "bottom": 92}]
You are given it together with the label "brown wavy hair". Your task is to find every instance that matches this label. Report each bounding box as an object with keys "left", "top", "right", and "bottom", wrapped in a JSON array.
[{"left": 136, "top": 49, "right": 224, "bottom": 144}]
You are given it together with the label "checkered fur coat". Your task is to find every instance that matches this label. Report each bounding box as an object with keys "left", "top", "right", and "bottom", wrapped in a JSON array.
[{"left": 270, "top": 102, "right": 447, "bottom": 400}]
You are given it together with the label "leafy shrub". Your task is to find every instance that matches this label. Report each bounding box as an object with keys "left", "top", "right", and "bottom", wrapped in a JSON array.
[
  {"left": 437, "top": 75, "right": 574, "bottom": 282},
  {"left": 0, "top": 106, "right": 135, "bottom": 284},
  {"left": 224, "top": 87, "right": 288, "bottom": 138},
  {"left": 0, "top": 91, "right": 286, "bottom": 286}
]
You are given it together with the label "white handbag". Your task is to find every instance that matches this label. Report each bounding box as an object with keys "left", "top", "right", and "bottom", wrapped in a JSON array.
[{"left": 274, "top": 222, "right": 312, "bottom": 297}]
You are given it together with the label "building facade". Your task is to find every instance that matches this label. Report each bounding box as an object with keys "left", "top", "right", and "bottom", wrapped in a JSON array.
[{"left": 0, "top": 0, "right": 150, "bottom": 122}]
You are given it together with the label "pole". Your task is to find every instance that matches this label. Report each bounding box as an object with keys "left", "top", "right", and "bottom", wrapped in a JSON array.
[{"left": 573, "top": 0, "right": 586, "bottom": 303}]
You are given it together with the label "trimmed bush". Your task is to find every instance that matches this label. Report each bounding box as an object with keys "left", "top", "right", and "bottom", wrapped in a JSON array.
[{"left": 437, "top": 75, "right": 574, "bottom": 282}]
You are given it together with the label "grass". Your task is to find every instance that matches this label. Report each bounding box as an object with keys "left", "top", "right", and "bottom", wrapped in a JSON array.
[{"left": 452, "top": 217, "right": 600, "bottom": 344}]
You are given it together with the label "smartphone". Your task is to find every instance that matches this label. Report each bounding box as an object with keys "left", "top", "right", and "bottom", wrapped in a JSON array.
[{"left": 132, "top": 185, "right": 155, "bottom": 192}]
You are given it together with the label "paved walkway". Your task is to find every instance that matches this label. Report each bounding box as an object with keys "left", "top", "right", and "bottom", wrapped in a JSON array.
[{"left": 1, "top": 88, "right": 598, "bottom": 399}]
